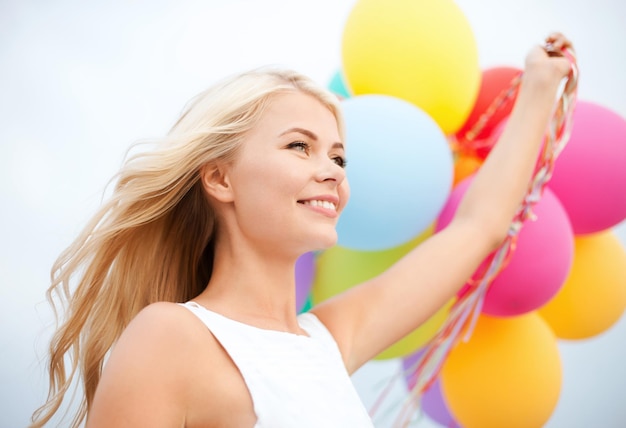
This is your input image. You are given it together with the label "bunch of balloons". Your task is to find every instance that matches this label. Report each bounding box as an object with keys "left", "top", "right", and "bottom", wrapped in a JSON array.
[{"left": 293, "top": 0, "right": 626, "bottom": 426}]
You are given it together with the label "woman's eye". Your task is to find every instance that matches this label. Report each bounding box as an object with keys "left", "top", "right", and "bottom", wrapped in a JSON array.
[
  {"left": 332, "top": 156, "right": 347, "bottom": 168},
  {"left": 287, "top": 141, "right": 309, "bottom": 152}
]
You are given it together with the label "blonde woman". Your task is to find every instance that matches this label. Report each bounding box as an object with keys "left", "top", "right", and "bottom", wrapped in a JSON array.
[{"left": 32, "top": 34, "right": 574, "bottom": 427}]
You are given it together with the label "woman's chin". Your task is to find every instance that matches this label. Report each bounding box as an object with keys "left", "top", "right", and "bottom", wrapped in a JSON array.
[{"left": 309, "top": 232, "right": 339, "bottom": 252}]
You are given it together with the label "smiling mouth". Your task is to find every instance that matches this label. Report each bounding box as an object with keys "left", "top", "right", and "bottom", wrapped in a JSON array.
[{"left": 298, "top": 200, "right": 337, "bottom": 211}]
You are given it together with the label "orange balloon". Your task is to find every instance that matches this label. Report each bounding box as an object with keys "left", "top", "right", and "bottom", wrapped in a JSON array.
[
  {"left": 441, "top": 313, "right": 561, "bottom": 428},
  {"left": 453, "top": 152, "right": 482, "bottom": 186},
  {"left": 538, "top": 230, "right": 626, "bottom": 339}
]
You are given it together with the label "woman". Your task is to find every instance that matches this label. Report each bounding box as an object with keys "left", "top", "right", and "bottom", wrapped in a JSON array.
[{"left": 32, "top": 34, "right": 574, "bottom": 427}]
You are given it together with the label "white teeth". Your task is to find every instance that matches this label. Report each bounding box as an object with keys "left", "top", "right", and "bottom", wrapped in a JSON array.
[{"left": 303, "top": 200, "right": 337, "bottom": 211}]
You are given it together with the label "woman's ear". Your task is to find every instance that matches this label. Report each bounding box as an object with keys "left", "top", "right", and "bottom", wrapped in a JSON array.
[{"left": 200, "top": 163, "right": 234, "bottom": 203}]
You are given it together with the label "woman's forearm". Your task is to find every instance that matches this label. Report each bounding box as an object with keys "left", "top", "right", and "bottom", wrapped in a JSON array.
[{"left": 453, "top": 46, "right": 572, "bottom": 246}]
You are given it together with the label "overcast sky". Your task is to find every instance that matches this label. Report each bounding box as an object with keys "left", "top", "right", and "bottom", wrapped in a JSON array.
[{"left": 1, "top": 1, "right": 625, "bottom": 427}]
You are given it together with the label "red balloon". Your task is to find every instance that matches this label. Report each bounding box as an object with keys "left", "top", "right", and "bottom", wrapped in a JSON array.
[{"left": 454, "top": 66, "right": 521, "bottom": 159}]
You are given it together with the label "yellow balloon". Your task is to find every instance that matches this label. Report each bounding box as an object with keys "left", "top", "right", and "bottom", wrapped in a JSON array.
[
  {"left": 341, "top": 0, "right": 481, "bottom": 134},
  {"left": 312, "top": 227, "right": 441, "bottom": 358},
  {"left": 441, "top": 313, "right": 562, "bottom": 428},
  {"left": 538, "top": 231, "right": 626, "bottom": 339}
]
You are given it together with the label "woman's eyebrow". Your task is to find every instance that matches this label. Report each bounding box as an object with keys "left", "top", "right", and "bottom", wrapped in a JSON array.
[
  {"left": 279, "top": 127, "right": 344, "bottom": 150},
  {"left": 279, "top": 127, "right": 318, "bottom": 141}
]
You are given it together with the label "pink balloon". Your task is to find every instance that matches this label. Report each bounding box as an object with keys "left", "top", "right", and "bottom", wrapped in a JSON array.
[
  {"left": 548, "top": 101, "right": 626, "bottom": 234},
  {"left": 436, "top": 177, "right": 574, "bottom": 316}
]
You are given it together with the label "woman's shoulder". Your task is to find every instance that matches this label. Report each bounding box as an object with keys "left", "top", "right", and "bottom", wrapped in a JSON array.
[
  {"left": 113, "top": 301, "right": 231, "bottom": 375},
  {"left": 88, "top": 301, "right": 227, "bottom": 426},
  {"left": 120, "top": 301, "right": 211, "bottom": 351},
  {"left": 131, "top": 301, "right": 199, "bottom": 331},
  {"left": 96, "top": 300, "right": 207, "bottom": 370}
]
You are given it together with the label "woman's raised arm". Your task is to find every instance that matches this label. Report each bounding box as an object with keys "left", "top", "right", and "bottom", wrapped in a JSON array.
[{"left": 313, "top": 33, "right": 576, "bottom": 373}]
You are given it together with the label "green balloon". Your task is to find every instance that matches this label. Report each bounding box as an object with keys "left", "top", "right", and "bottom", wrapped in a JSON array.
[
  {"left": 312, "top": 228, "right": 432, "bottom": 303},
  {"left": 311, "top": 226, "right": 450, "bottom": 359}
]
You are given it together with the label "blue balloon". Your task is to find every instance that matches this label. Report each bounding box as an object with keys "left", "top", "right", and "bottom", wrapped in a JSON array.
[{"left": 337, "top": 95, "right": 453, "bottom": 250}]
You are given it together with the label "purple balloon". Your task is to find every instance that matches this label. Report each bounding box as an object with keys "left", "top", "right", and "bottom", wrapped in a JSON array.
[
  {"left": 402, "top": 349, "right": 460, "bottom": 427},
  {"left": 422, "top": 378, "right": 460, "bottom": 428},
  {"left": 295, "top": 252, "right": 315, "bottom": 312},
  {"left": 401, "top": 348, "right": 424, "bottom": 390}
]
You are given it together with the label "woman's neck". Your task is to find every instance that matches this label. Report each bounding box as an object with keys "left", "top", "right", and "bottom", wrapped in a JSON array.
[{"left": 194, "top": 240, "right": 304, "bottom": 334}]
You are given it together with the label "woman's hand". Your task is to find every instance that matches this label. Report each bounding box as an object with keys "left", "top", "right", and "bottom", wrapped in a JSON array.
[{"left": 522, "top": 32, "right": 575, "bottom": 92}]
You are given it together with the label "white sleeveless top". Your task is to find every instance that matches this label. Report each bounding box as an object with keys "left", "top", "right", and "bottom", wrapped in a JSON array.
[{"left": 180, "top": 301, "right": 374, "bottom": 428}]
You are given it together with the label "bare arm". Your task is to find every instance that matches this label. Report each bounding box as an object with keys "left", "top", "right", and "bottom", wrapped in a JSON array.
[
  {"left": 87, "top": 302, "right": 258, "bottom": 428},
  {"left": 86, "top": 303, "right": 193, "bottom": 427},
  {"left": 313, "top": 34, "right": 575, "bottom": 373}
]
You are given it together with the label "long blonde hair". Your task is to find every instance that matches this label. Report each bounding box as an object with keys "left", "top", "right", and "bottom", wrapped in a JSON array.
[{"left": 31, "top": 67, "right": 344, "bottom": 428}]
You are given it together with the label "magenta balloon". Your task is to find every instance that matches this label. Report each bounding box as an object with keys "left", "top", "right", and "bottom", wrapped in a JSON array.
[
  {"left": 548, "top": 101, "right": 626, "bottom": 234},
  {"left": 295, "top": 252, "right": 315, "bottom": 312},
  {"left": 401, "top": 350, "right": 459, "bottom": 427},
  {"left": 484, "top": 187, "right": 574, "bottom": 316},
  {"left": 436, "top": 177, "right": 574, "bottom": 316}
]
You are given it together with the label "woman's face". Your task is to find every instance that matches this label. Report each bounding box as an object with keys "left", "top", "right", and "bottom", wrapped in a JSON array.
[{"left": 224, "top": 91, "right": 349, "bottom": 256}]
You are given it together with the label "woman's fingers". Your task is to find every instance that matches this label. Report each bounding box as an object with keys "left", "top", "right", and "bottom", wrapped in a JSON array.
[{"left": 545, "top": 32, "right": 574, "bottom": 53}]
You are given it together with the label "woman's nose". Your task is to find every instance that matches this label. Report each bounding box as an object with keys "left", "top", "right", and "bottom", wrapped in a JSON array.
[{"left": 314, "top": 157, "right": 346, "bottom": 184}]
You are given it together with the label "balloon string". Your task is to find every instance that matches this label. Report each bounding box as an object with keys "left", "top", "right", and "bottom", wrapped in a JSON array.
[{"left": 373, "top": 46, "right": 579, "bottom": 427}]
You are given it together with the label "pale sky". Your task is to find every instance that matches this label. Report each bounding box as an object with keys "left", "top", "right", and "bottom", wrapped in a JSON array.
[{"left": 1, "top": 1, "right": 625, "bottom": 427}]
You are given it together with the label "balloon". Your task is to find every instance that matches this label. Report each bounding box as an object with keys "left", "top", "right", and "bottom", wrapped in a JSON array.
[
  {"left": 341, "top": 0, "right": 480, "bottom": 134},
  {"left": 327, "top": 70, "right": 351, "bottom": 99},
  {"left": 483, "top": 187, "right": 574, "bottom": 316},
  {"left": 422, "top": 378, "right": 460, "bottom": 427},
  {"left": 295, "top": 252, "right": 315, "bottom": 313},
  {"left": 313, "top": 228, "right": 433, "bottom": 302},
  {"left": 452, "top": 152, "right": 482, "bottom": 186},
  {"left": 538, "top": 231, "right": 626, "bottom": 339},
  {"left": 402, "top": 350, "right": 460, "bottom": 427},
  {"left": 454, "top": 66, "right": 522, "bottom": 157},
  {"left": 299, "top": 293, "right": 313, "bottom": 314},
  {"left": 441, "top": 313, "right": 562, "bottom": 428},
  {"left": 548, "top": 101, "right": 626, "bottom": 234},
  {"left": 436, "top": 177, "right": 574, "bottom": 316},
  {"left": 313, "top": 228, "right": 448, "bottom": 358},
  {"left": 337, "top": 95, "right": 453, "bottom": 250}
]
